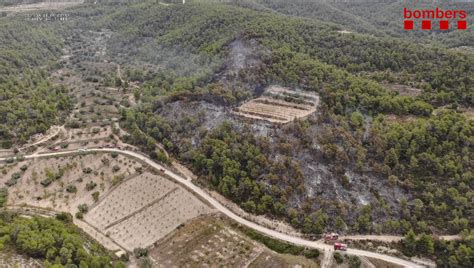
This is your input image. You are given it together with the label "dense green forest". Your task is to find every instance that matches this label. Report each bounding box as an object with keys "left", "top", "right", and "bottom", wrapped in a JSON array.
[
  {"left": 255, "top": 0, "right": 474, "bottom": 48},
  {"left": 0, "top": 20, "right": 72, "bottom": 147},
  {"left": 0, "top": 212, "right": 124, "bottom": 267},
  {"left": 90, "top": 2, "right": 473, "bottom": 105},
  {"left": 78, "top": 0, "right": 473, "bottom": 239},
  {"left": 401, "top": 229, "right": 473, "bottom": 267}
]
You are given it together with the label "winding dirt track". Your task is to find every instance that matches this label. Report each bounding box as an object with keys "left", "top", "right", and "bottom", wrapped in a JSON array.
[
  {"left": 20, "top": 125, "right": 64, "bottom": 150},
  {"left": 0, "top": 149, "right": 424, "bottom": 268}
]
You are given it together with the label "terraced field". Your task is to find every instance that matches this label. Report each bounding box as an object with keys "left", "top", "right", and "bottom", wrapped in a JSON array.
[
  {"left": 234, "top": 86, "right": 320, "bottom": 124},
  {"left": 84, "top": 171, "right": 213, "bottom": 251},
  {"left": 85, "top": 173, "right": 177, "bottom": 230},
  {"left": 1, "top": 153, "right": 141, "bottom": 211}
]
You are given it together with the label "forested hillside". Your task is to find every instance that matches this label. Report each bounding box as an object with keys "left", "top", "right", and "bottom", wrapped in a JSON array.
[
  {"left": 0, "top": 1, "right": 471, "bottom": 265},
  {"left": 82, "top": 2, "right": 473, "bottom": 105},
  {"left": 0, "top": 20, "right": 72, "bottom": 147},
  {"left": 255, "top": 0, "right": 474, "bottom": 48},
  {"left": 67, "top": 0, "right": 473, "bottom": 241}
]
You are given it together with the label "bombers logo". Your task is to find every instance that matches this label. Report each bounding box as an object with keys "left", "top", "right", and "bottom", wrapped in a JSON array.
[{"left": 404, "top": 7, "right": 468, "bottom": 30}]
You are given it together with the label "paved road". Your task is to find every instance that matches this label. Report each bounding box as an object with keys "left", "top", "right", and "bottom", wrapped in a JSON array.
[{"left": 0, "top": 149, "right": 424, "bottom": 268}]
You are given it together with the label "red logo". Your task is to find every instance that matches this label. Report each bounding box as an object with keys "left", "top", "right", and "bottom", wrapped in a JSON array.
[{"left": 404, "top": 7, "right": 468, "bottom": 30}]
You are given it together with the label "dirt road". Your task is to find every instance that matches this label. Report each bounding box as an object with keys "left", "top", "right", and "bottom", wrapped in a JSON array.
[
  {"left": 0, "top": 149, "right": 424, "bottom": 268},
  {"left": 20, "top": 125, "right": 64, "bottom": 150},
  {"left": 341, "top": 234, "right": 460, "bottom": 242},
  {"left": 321, "top": 248, "right": 333, "bottom": 268},
  {"left": 116, "top": 64, "right": 125, "bottom": 85}
]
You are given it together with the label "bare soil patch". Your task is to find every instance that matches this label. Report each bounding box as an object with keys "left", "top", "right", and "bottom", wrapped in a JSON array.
[
  {"left": 0, "top": 250, "right": 42, "bottom": 267},
  {"left": 249, "top": 251, "right": 318, "bottom": 268},
  {"left": 337, "top": 30, "right": 354, "bottom": 34}
]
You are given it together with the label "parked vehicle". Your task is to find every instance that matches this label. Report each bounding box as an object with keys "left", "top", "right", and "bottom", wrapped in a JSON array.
[
  {"left": 323, "top": 232, "right": 340, "bottom": 244},
  {"left": 334, "top": 243, "right": 347, "bottom": 251}
]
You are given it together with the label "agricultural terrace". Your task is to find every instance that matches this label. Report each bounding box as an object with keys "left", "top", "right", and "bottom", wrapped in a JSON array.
[
  {"left": 50, "top": 125, "right": 120, "bottom": 151},
  {"left": 84, "top": 172, "right": 213, "bottom": 251},
  {"left": 0, "top": 153, "right": 142, "bottom": 213},
  {"left": 150, "top": 215, "right": 319, "bottom": 267},
  {"left": 234, "top": 86, "right": 320, "bottom": 124}
]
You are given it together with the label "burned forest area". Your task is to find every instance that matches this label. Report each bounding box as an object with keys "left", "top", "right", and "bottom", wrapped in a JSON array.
[{"left": 0, "top": 0, "right": 472, "bottom": 267}]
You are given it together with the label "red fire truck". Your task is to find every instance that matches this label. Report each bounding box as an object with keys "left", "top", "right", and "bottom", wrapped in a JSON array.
[{"left": 334, "top": 243, "right": 347, "bottom": 251}]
